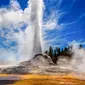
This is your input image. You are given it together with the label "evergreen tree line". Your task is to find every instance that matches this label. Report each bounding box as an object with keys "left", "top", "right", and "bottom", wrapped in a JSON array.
[{"left": 45, "top": 44, "right": 83, "bottom": 64}]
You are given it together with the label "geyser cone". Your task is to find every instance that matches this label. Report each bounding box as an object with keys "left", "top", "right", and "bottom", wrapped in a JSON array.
[{"left": 29, "top": 0, "right": 44, "bottom": 56}]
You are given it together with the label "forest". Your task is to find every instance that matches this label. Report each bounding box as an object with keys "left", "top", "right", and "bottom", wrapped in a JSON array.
[{"left": 45, "top": 44, "right": 83, "bottom": 64}]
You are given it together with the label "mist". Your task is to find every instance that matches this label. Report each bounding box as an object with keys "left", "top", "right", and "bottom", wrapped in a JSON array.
[
  {"left": 0, "top": 0, "right": 45, "bottom": 66},
  {"left": 71, "top": 44, "right": 85, "bottom": 73}
]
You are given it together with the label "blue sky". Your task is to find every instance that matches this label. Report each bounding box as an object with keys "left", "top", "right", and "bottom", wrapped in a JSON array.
[
  {"left": 44, "top": 0, "right": 85, "bottom": 48},
  {"left": 0, "top": 0, "right": 85, "bottom": 66},
  {"left": 0, "top": 0, "right": 85, "bottom": 48}
]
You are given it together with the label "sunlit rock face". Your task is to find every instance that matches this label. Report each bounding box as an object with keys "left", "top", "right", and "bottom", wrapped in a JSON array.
[
  {"left": 0, "top": 54, "right": 54, "bottom": 74},
  {"left": 29, "top": 0, "right": 44, "bottom": 56},
  {"left": 0, "top": 54, "right": 73, "bottom": 74}
]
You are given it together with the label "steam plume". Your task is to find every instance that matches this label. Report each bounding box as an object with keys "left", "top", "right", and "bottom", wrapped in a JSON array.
[
  {"left": 71, "top": 44, "right": 85, "bottom": 73},
  {"left": 29, "top": 0, "right": 44, "bottom": 56}
]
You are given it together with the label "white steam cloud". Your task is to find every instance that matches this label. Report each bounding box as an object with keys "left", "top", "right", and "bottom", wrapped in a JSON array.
[
  {"left": 0, "top": 0, "right": 44, "bottom": 66},
  {"left": 70, "top": 42, "right": 85, "bottom": 73}
]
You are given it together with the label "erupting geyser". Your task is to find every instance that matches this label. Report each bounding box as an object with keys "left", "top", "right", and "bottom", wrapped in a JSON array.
[{"left": 29, "top": 0, "right": 44, "bottom": 56}]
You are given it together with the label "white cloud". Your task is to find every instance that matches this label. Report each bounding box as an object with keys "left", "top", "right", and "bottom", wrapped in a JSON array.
[
  {"left": 68, "top": 40, "right": 85, "bottom": 47},
  {"left": 43, "top": 11, "right": 64, "bottom": 30},
  {"left": 10, "top": 0, "right": 21, "bottom": 10},
  {"left": 0, "top": 0, "right": 30, "bottom": 29},
  {"left": 42, "top": 11, "right": 65, "bottom": 50}
]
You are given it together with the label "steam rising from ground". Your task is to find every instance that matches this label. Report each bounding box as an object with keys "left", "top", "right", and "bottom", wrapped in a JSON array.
[
  {"left": 0, "top": 0, "right": 85, "bottom": 73},
  {"left": 0, "top": 0, "right": 44, "bottom": 66},
  {"left": 71, "top": 45, "right": 85, "bottom": 73},
  {"left": 57, "top": 44, "right": 85, "bottom": 73}
]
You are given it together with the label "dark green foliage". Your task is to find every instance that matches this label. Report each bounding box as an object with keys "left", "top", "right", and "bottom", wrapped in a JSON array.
[
  {"left": 45, "top": 50, "right": 48, "bottom": 55},
  {"left": 54, "top": 49, "right": 57, "bottom": 57},
  {"left": 64, "top": 47, "right": 68, "bottom": 52},
  {"left": 45, "top": 45, "right": 75, "bottom": 64},
  {"left": 53, "top": 49, "right": 58, "bottom": 64},
  {"left": 61, "top": 49, "right": 64, "bottom": 54},
  {"left": 57, "top": 47, "right": 60, "bottom": 55},
  {"left": 44, "top": 44, "right": 83, "bottom": 64},
  {"left": 48, "top": 46, "right": 53, "bottom": 58},
  {"left": 79, "top": 44, "right": 83, "bottom": 49}
]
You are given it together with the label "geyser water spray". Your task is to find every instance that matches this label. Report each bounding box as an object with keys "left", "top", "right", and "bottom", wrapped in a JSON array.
[{"left": 29, "top": 0, "right": 44, "bottom": 56}]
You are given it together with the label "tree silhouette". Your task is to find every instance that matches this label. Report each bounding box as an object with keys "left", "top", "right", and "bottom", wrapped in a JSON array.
[
  {"left": 79, "top": 44, "right": 83, "bottom": 49},
  {"left": 45, "top": 50, "right": 48, "bottom": 55},
  {"left": 56, "top": 47, "right": 60, "bottom": 55},
  {"left": 48, "top": 46, "right": 53, "bottom": 58},
  {"left": 44, "top": 45, "right": 74, "bottom": 64},
  {"left": 64, "top": 47, "right": 68, "bottom": 53},
  {"left": 53, "top": 49, "right": 58, "bottom": 64}
]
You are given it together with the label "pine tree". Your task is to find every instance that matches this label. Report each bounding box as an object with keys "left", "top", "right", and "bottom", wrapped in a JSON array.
[
  {"left": 64, "top": 47, "right": 68, "bottom": 53},
  {"left": 54, "top": 49, "right": 57, "bottom": 57},
  {"left": 53, "top": 49, "right": 58, "bottom": 64},
  {"left": 45, "top": 50, "right": 48, "bottom": 55},
  {"left": 57, "top": 47, "right": 60, "bottom": 55},
  {"left": 61, "top": 48, "right": 64, "bottom": 54},
  {"left": 79, "top": 44, "right": 83, "bottom": 49},
  {"left": 48, "top": 46, "right": 53, "bottom": 58}
]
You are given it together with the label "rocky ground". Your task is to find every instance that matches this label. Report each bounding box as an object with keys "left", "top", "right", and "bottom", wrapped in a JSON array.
[
  {"left": 0, "top": 54, "right": 72, "bottom": 74},
  {"left": 0, "top": 54, "right": 83, "bottom": 76}
]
